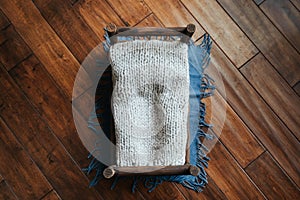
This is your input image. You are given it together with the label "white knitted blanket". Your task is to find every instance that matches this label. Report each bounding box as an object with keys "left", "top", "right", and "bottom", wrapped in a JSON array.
[{"left": 110, "top": 40, "right": 189, "bottom": 167}]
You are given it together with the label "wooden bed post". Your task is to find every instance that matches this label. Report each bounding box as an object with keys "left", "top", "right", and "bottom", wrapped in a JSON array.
[
  {"left": 106, "top": 23, "right": 118, "bottom": 37},
  {"left": 184, "top": 23, "right": 196, "bottom": 37}
]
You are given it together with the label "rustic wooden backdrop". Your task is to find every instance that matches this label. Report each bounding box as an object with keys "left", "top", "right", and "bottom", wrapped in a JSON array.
[{"left": 0, "top": 0, "right": 299, "bottom": 199}]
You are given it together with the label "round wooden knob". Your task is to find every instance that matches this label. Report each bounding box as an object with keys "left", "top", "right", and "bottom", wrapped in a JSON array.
[
  {"left": 187, "top": 24, "right": 196, "bottom": 34},
  {"left": 103, "top": 167, "right": 115, "bottom": 179},
  {"left": 189, "top": 165, "right": 200, "bottom": 176},
  {"left": 106, "top": 23, "right": 117, "bottom": 35}
]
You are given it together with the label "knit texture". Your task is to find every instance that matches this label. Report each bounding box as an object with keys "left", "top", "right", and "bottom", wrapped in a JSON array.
[{"left": 110, "top": 40, "right": 190, "bottom": 167}]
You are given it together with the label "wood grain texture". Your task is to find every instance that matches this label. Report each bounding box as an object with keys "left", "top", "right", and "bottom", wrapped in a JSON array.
[
  {"left": 0, "top": 0, "right": 299, "bottom": 198},
  {"left": 0, "top": 65, "right": 103, "bottom": 200},
  {"left": 138, "top": 182, "right": 185, "bottom": 200},
  {"left": 136, "top": 13, "right": 163, "bottom": 27},
  {"left": 106, "top": 0, "right": 151, "bottom": 26},
  {"left": 91, "top": 178, "right": 145, "bottom": 200},
  {"left": 260, "top": 0, "right": 300, "bottom": 52},
  {"left": 0, "top": 181, "right": 17, "bottom": 200},
  {"left": 0, "top": 0, "right": 90, "bottom": 99},
  {"left": 177, "top": 176, "right": 228, "bottom": 200},
  {"left": 0, "top": 117, "right": 52, "bottom": 199},
  {"left": 217, "top": 0, "right": 300, "bottom": 86},
  {"left": 144, "top": 0, "right": 205, "bottom": 40},
  {"left": 42, "top": 190, "right": 62, "bottom": 200},
  {"left": 246, "top": 151, "right": 300, "bottom": 199},
  {"left": 240, "top": 53, "right": 300, "bottom": 141},
  {"left": 0, "top": 9, "right": 9, "bottom": 29},
  {"left": 75, "top": 0, "right": 124, "bottom": 39},
  {"left": 10, "top": 55, "right": 90, "bottom": 167},
  {"left": 290, "top": 0, "right": 300, "bottom": 10},
  {"left": 206, "top": 140, "right": 265, "bottom": 199},
  {"left": 181, "top": 0, "right": 258, "bottom": 67},
  {"left": 10, "top": 55, "right": 146, "bottom": 200},
  {"left": 206, "top": 44, "right": 300, "bottom": 187},
  {"left": 294, "top": 82, "right": 300, "bottom": 96},
  {"left": 0, "top": 25, "right": 31, "bottom": 70},
  {"left": 33, "top": 0, "right": 100, "bottom": 62},
  {"left": 202, "top": 91, "right": 265, "bottom": 168}
]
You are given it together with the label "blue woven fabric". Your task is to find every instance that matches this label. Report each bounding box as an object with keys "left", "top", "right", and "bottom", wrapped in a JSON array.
[{"left": 83, "top": 33, "right": 214, "bottom": 193}]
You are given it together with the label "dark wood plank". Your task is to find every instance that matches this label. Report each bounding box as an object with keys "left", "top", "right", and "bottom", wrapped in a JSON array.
[
  {"left": 135, "top": 13, "right": 163, "bottom": 27},
  {"left": 217, "top": 0, "right": 300, "bottom": 86},
  {"left": 254, "top": 0, "right": 265, "bottom": 5},
  {"left": 10, "top": 55, "right": 146, "bottom": 200},
  {"left": 0, "top": 0, "right": 90, "bottom": 99},
  {"left": 106, "top": 0, "right": 151, "bottom": 26},
  {"left": 33, "top": 0, "right": 100, "bottom": 63},
  {"left": 197, "top": 36, "right": 262, "bottom": 169},
  {"left": 137, "top": 182, "right": 185, "bottom": 200},
  {"left": 294, "top": 82, "right": 300, "bottom": 96},
  {"left": 202, "top": 92, "right": 265, "bottom": 168},
  {"left": 240, "top": 53, "right": 300, "bottom": 140},
  {"left": 177, "top": 176, "right": 228, "bottom": 200},
  {"left": 11, "top": 55, "right": 109, "bottom": 184},
  {"left": 0, "top": 9, "right": 10, "bottom": 29},
  {"left": 246, "top": 151, "right": 300, "bottom": 199},
  {"left": 0, "top": 25, "right": 31, "bottom": 70},
  {"left": 260, "top": 0, "right": 300, "bottom": 52},
  {"left": 0, "top": 181, "right": 17, "bottom": 200},
  {"left": 206, "top": 43, "right": 300, "bottom": 187},
  {"left": 10, "top": 55, "right": 90, "bottom": 166},
  {"left": 0, "top": 64, "right": 103, "bottom": 199},
  {"left": 75, "top": 0, "right": 124, "bottom": 39},
  {"left": 181, "top": 0, "right": 258, "bottom": 67},
  {"left": 144, "top": 0, "right": 205, "bottom": 40},
  {"left": 42, "top": 190, "right": 62, "bottom": 200},
  {"left": 0, "top": 118, "right": 52, "bottom": 199},
  {"left": 290, "top": 0, "right": 300, "bottom": 10},
  {"left": 10, "top": 54, "right": 101, "bottom": 184},
  {"left": 206, "top": 140, "right": 265, "bottom": 199},
  {"left": 98, "top": 179, "right": 146, "bottom": 200}
]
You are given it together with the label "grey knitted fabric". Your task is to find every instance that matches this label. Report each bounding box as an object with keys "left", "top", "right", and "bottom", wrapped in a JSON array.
[{"left": 110, "top": 40, "right": 189, "bottom": 167}]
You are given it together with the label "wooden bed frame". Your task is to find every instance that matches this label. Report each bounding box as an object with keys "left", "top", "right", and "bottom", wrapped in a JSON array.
[{"left": 103, "top": 23, "right": 200, "bottom": 179}]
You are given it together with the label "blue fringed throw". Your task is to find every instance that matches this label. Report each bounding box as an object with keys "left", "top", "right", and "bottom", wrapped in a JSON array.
[{"left": 83, "top": 31, "right": 215, "bottom": 193}]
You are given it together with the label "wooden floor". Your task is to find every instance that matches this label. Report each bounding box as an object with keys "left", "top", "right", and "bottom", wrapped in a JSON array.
[{"left": 0, "top": 0, "right": 299, "bottom": 199}]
